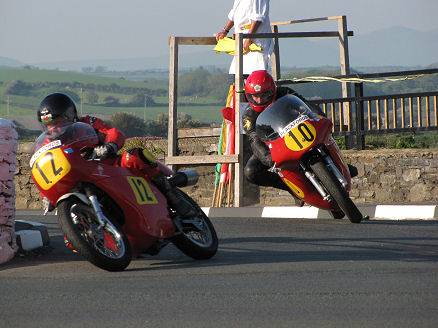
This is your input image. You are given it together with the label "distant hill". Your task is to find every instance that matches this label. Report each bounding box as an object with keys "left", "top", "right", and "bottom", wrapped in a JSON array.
[
  {"left": 3, "top": 26, "right": 438, "bottom": 71},
  {"left": 0, "top": 56, "right": 25, "bottom": 67}
]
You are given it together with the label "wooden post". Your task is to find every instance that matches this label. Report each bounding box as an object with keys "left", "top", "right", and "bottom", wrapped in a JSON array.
[
  {"left": 168, "top": 36, "right": 179, "bottom": 172},
  {"left": 425, "top": 96, "right": 430, "bottom": 128},
  {"left": 367, "top": 100, "right": 372, "bottom": 130},
  {"left": 384, "top": 99, "right": 389, "bottom": 129},
  {"left": 376, "top": 100, "right": 381, "bottom": 130},
  {"left": 337, "top": 16, "right": 351, "bottom": 125},
  {"left": 434, "top": 96, "right": 438, "bottom": 126},
  {"left": 271, "top": 25, "right": 281, "bottom": 80},
  {"left": 234, "top": 33, "right": 244, "bottom": 207},
  {"left": 409, "top": 97, "right": 414, "bottom": 128},
  {"left": 401, "top": 98, "right": 406, "bottom": 128}
]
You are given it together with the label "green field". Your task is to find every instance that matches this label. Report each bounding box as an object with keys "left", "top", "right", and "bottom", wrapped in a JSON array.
[
  {"left": 0, "top": 67, "right": 224, "bottom": 129},
  {"left": 0, "top": 67, "right": 167, "bottom": 89}
]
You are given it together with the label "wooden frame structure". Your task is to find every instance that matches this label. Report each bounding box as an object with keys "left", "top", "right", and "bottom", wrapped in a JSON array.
[{"left": 166, "top": 16, "right": 353, "bottom": 207}]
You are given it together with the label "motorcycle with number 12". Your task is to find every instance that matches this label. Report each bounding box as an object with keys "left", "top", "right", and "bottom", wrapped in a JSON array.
[
  {"left": 256, "top": 95, "right": 366, "bottom": 223},
  {"left": 30, "top": 122, "right": 218, "bottom": 271}
]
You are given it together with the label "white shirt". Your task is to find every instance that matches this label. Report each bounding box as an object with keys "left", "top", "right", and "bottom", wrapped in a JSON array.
[{"left": 227, "top": 0, "right": 272, "bottom": 74}]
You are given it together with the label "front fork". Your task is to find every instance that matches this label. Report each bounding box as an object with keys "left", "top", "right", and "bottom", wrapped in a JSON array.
[
  {"left": 299, "top": 147, "right": 348, "bottom": 201},
  {"left": 82, "top": 186, "right": 122, "bottom": 239}
]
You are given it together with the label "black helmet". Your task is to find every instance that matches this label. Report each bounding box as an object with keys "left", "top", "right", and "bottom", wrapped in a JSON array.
[{"left": 37, "top": 93, "right": 78, "bottom": 126}]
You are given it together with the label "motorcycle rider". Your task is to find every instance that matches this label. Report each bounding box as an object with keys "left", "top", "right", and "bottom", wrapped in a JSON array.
[
  {"left": 37, "top": 92, "right": 196, "bottom": 218},
  {"left": 242, "top": 70, "right": 324, "bottom": 203}
]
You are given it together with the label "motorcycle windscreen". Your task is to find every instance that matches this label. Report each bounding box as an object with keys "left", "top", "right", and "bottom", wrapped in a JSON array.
[
  {"left": 33, "top": 122, "right": 99, "bottom": 152},
  {"left": 255, "top": 95, "right": 317, "bottom": 142}
]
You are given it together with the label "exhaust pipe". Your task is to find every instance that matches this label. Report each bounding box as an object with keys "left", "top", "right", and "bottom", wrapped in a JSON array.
[{"left": 168, "top": 169, "right": 199, "bottom": 187}]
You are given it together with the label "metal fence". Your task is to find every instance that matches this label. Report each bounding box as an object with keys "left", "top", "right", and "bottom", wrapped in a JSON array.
[{"left": 279, "top": 69, "right": 438, "bottom": 149}]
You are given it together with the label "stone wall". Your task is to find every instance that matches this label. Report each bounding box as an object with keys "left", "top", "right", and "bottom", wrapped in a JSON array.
[{"left": 16, "top": 138, "right": 438, "bottom": 209}]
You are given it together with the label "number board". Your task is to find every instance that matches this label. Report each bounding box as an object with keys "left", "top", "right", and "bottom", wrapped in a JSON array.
[
  {"left": 31, "top": 148, "right": 71, "bottom": 190},
  {"left": 284, "top": 121, "right": 317, "bottom": 152},
  {"left": 127, "top": 176, "right": 158, "bottom": 205},
  {"left": 283, "top": 178, "right": 305, "bottom": 199}
]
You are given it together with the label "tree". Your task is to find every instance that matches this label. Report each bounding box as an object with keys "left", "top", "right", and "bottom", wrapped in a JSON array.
[
  {"left": 178, "top": 67, "right": 211, "bottom": 97},
  {"left": 82, "top": 67, "right": 94, "bottom": 73},
  {"left": 4, "top": 80, "right": 32, "bottom": 96},
  {"left": 110, "top": 112, "right": 146, "bottom": 137},
  {"left": 103, "top": 95, "right": 120, "bottom": 106},
  {"left": 128, "top": 94, "right": 156, "bottom": 107},
  {"left": 85, "top": 91, "right": 99, "bottom": 104}
]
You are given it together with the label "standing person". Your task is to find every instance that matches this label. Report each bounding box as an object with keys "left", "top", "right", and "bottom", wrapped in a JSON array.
[{"left": 215, "top": 0, "right": 273, "bottom": 79}]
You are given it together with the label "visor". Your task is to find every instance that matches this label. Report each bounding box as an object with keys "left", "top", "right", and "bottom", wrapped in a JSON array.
[{"left": 247, "top": 90, "right": 274, "bottom": 106}]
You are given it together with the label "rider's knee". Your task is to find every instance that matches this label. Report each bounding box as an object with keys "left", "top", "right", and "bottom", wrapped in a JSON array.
[{"left": 244, "top": 164, "right": 257, "bottom": 184}]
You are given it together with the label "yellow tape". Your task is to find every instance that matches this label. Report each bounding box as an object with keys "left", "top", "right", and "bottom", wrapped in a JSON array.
[{"left": 288, "top": 74, "right": 426, "bottom": 84}]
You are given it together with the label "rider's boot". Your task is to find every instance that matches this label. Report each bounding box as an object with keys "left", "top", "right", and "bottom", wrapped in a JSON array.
[{"left": 152, "top": 175, "right": 197, "bottom": 218}]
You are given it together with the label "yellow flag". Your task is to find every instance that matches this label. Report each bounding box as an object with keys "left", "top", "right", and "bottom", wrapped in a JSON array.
[{"left": 214, "top": 37, "right": 262, "bottom": 56}]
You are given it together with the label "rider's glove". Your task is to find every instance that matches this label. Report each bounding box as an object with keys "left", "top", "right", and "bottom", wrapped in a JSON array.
[{"left": 92, "top": 142, "right": 118, "bottom": 160}]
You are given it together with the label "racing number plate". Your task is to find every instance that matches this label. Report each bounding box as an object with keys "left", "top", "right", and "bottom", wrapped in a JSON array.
[
  {"left": 284, "top": 121, "right": 317, "bottom": 152},
  {"left": 31, "top": 148, "right": 71, "bottom": 190},
  {"left": 127, "top": 176, "right": 158, "bottom": 205}
]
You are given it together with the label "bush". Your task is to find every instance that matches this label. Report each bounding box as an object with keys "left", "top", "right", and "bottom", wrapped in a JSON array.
[
  {"left": 4, "top": 80, "right": 32, "bottom": 96},
  {"left": 103, "top": 95, "right": 120, "bottom": 106},
  {"left": 127, "top": 94, "right": 156, "bottom": 107},
  {"left": 110, "top": 112, "right": 146, "bottom": 137}
]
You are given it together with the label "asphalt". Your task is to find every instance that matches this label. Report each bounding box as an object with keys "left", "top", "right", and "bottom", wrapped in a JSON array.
[{"left": 1, "top": 213, "right": 438, "bottom": 327}]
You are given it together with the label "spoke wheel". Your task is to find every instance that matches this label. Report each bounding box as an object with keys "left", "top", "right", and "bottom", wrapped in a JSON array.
[
  {"left": 58, "top": 198, "right": 132, "bottom": 271},
  {"left": 171, "top": 189, "right": 218, "bottom": 260},
  {"left": 310, "top": 160, "right": 363, "bottom": 224}
]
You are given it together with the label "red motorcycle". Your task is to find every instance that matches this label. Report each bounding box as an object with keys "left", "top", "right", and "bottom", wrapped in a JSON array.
[
  {"left": 30, "top": 122, "right": 218, "bottom": 271},
  {"left": 255, "top": 95, "right": 365, "bottom": 223}
]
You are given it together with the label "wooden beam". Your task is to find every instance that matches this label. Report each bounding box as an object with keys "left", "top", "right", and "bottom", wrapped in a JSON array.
[
  {"left": 165, "top": 155, "right": 239, "bottom": 165},
  {"left": 176, "top": 37, "right": 217, "bottom": 46},
  {"left": 271, "top": 16, "right": 343, "bottom": 26},
  {"left": 178, "top": 127, "right": 221, "bottom": 138},
  {"left": 246, "top": 31, "right": 354, "bottom": 39},
  {"left": 168, "top": 36, "right": 178, "bottom": 171},
  {"left": 234, "top": 33, "right": 244, "bottom": 208},
  {"left": 337, "top": 16, "right": 351, "bottom": 125},
  {"left": 271, "top": 25, "right": 281, "bottom": 80}
]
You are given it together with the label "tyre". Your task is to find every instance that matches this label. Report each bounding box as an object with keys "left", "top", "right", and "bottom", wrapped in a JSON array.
[
  {"left": 58, "top": 197, "right": 132, "bottom": 271},
  {"left": 171, "top": 189, "right": 218, "bottom": 260},
  {"left": 310, "top": 160, "right": 362, "bottom": 223}
]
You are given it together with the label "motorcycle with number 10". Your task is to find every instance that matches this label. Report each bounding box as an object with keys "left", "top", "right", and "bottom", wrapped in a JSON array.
[
  {"left": 30, "top": 122, "right": 218, "bottom": 271},
  {"left": 256, "top": 95, "right": 366, "bottom": 223}
]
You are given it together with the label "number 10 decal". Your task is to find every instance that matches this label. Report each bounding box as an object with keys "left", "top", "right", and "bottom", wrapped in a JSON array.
[{"left": 284, "top": 121, "right": 317, "bottom": 151}]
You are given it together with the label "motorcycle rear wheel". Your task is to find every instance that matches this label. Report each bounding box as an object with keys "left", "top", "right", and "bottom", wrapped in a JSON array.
[
  {"left": 310, "top": 160, "right": 362, "bottom": 224},
  {"left": 58, "top": 198, "right": 132, "bottom": 271},
  {"left": 171, "top": 189, "right": 218, "bottom": 260}
]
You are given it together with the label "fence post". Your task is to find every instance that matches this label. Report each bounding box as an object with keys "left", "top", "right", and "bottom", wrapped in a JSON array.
[
  {"left": 168, "top": 36, "right": 179, "bottom": 172},
  {"left": 354, "top": 83, "right": 365, "bottom": 150},
  {"left": 234, "top": 33, "right": 244, "bottom": 207},
  {"left": 271, "top": 25, "right": 281, "bottom": 81}
]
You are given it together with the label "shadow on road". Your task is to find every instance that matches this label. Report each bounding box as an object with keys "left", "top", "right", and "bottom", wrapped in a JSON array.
[
  {"left": 2, "top": 219, "right": 438, "bottom": 272},
  {"left": 126, "top": 233, "right": 438, "bottom": 272}
]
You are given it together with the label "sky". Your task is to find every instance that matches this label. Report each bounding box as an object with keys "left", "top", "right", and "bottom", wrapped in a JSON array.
[{"left": 1, "top": 0, "right": 437, "bottom": 63}]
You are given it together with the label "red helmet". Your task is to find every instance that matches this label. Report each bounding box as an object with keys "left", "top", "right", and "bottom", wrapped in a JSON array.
[{"left": 244, "top": 70, "right": 276, "bottom": 113}]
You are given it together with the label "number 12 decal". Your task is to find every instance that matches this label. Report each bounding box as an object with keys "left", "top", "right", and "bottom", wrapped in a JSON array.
[
  {"left": 31, "top": 148, "right": 71, "bottom": 190},
  {"left": 284, "top": 121, "right": 317, "bottom": 151},
  {"left": 127, "top": 177, "right": 158, "bottom": 205}
]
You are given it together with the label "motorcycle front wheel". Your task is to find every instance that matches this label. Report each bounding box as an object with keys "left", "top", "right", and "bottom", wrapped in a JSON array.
[
  {"left": 171, "top": 189, "right": 218, "bottom": 260},
  {"left": 310, "top": 160, "right": 363, "bottom": 224},
  {"left": 58, "top": 198, "right": 132, "bottom": 271}
]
